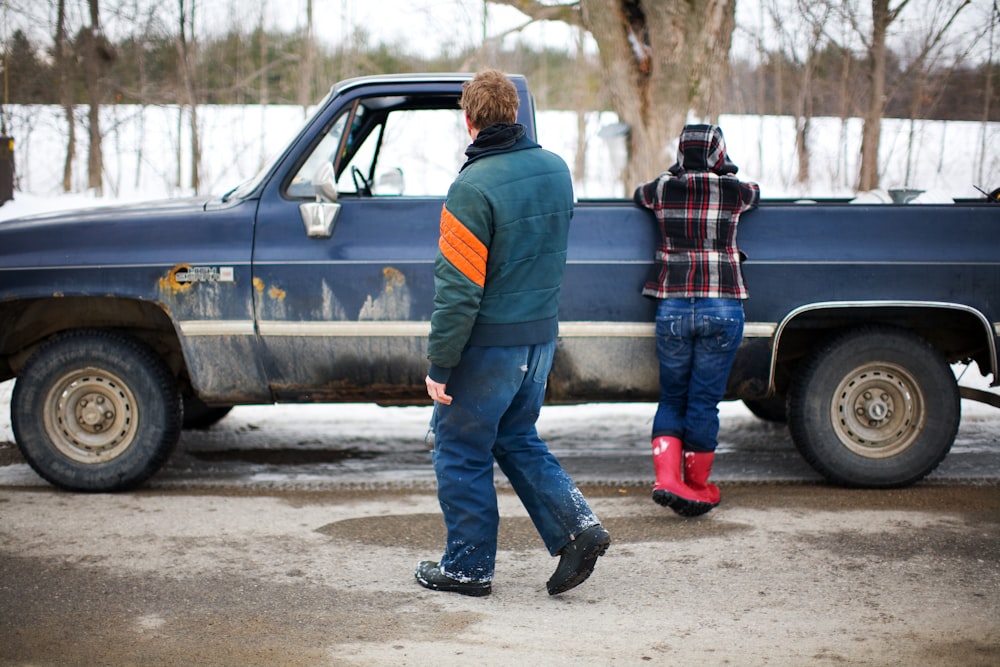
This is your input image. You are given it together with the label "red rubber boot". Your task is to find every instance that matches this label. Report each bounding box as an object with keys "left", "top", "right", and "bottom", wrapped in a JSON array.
[
  {"left": 681, "top": 450, "right": 720, "bottom": 517},
  {"left": 651, "top": 436, "right": 714, "bottom": 516}
]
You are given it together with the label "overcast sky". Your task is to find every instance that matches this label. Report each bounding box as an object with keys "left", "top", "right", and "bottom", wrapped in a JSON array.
[
  {"left": 4, "top": 0, "right": 993, "bottom": 65},
  {"left": 260, "top": 0, "right": 584, "bottom": 56},
  {"left": 245, "top": 0, "right": 995, "bottom": 66}
]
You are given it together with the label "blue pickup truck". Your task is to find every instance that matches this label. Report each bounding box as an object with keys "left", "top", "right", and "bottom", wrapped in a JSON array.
[{"left": 1, "top": 73, "right": 998, "bottom": 492}]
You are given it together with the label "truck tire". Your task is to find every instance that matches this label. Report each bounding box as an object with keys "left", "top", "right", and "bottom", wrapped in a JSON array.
[
  {"left": 787, "top": 326, "right": 959, "bottom": 488},
  {"left": 182, "top": 395, "right": 233, "bottom": 429},
  {"left": 11, "top": 329, "right": 181, "bottom": 492}
]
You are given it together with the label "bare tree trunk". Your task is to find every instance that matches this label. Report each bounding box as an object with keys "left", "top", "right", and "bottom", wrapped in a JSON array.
[
  {"left": 858, "top": 0, "right": 893, "bottom": 191},
  {"left": 176, "top": 107, "right": 182, "bottom": 190},
  {"left": 299, "top": 0, "right": 316, "bottom": 115},
  {"left": 586, "top": 0, "right": 737, "bottom": 188},
  {"left": 63, "top": 109, "right": 77, "bottom": 192},
  {"left": 259, "top": 0, "right": 269, "bottom": 167},
  {"left": 177, "top": 0, "right": 200, "bottom": 193},
  {"left": 84, "top": 0, "right": 105, "bottom": 195},
  {"left": 787, "top": 1, "right": 829, "bottom": 188},
  {"left": 572, "top": 27, "right": 588, "bottom": 193},
  {"left": 126, "top": 0, "right": 152, "bottom": 190},
  {"left": 837, "top": 44, "right": 851, "bottom": 190},
  {"left": 977, "top": 2, "right": 996, "bottom": 186},
  {"left": 755, "top": 0, "right": 766, "bottom": 176},
  {"left": 55, "top": 0, "right": 75, "bottom": 193},
  {"left": 796, "top": 116, "right": 811, "bottom": 185},
  {"left": 857, "top": 0, "right": 968, "bottom": 191},
  {"left": 491, "top": 0, "right": 736, "bottom": 192},
  {"left": 189, "top": 105, "right": 201, "bottom": 193},
  {"left": 259, "top": 1, "right": 268, "bottom": 107}
]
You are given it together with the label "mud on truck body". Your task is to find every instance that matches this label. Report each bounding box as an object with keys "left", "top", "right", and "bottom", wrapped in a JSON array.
[{"left": 1, "top": 73, "right": 998, "bottom": 492}]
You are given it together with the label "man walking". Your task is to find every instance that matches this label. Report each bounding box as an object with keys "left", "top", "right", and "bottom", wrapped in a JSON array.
[{"left": 416, "top": 70, "right": 610, "bottom": 597}]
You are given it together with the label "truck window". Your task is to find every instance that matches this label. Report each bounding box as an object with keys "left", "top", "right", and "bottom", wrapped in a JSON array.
[
  {"left": 345, "top": 108, "right": 467, "bottom": 197},
  {"left": 288, "top": 103, "right": 467, "bottom": 199}
]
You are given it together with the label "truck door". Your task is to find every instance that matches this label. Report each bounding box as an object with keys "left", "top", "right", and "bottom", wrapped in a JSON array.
[{"left": 250, "top": 94, "right": 469, "bottom": 402}]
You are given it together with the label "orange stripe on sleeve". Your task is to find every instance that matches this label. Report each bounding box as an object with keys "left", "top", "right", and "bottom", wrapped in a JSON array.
[{"left": 439, "top": 205, "right": 487, "bottom": 288}]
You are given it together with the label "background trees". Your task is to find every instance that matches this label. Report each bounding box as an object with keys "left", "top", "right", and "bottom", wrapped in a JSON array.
[{"left": 0, "top": 0, "right": 995, "bottom": 196}]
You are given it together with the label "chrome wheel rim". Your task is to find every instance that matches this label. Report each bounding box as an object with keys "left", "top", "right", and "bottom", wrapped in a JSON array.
[
  {"left": 43, "top": 367, "right": 139, "bottom": 463},
  {"left": 830, "top": 362, "right": 924, "bottom": 459}
]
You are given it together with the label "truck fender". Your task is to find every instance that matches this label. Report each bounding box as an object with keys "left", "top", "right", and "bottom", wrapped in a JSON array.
[{"left": 769, "top": 300, "right": 998, "bottom": 392}]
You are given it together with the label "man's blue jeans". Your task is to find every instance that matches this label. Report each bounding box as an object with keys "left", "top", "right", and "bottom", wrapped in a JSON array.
[
  {"left": 653, "top": 297, "right": 744, "bottom": 452},
  {"left": 430, "top": 341, "right": 599, "bottom": 583}
]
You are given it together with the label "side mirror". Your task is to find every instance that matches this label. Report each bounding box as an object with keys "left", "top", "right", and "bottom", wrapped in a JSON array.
[
  {"left": 376, "top": 167, "right": 404, "bottom": 196},
  {"left": 299, "top": 162, "right": 341, "bottom": 238}
]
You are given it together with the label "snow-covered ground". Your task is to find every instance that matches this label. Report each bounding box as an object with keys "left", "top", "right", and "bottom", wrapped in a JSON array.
[{"left": 2, "top": 104, "right": 997, "bottom": 203}]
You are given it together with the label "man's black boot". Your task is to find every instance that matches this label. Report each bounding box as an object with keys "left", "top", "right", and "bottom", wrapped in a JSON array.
[
  {"left": 415, "top": 561, "right": 492, "bottom": 597},
  {"left": 546, "top": 524, "right": 611, "bottom": 595}
]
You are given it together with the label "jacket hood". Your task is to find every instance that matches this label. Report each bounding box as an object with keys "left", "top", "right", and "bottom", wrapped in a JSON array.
[{"left": 668, "top": 124, "right": 739, "bottom": 175}]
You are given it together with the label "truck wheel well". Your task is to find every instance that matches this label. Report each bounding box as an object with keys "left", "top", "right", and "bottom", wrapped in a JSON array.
[
  {"left": 770, "top": 304, "right": 994, "bottom": 396},
  {"left": 0, "top": 297, "right": 188, "bottom": 385}
]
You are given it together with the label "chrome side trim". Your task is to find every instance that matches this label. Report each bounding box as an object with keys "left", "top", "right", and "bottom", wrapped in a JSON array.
[
  {"left": 258, "top": 321, "right": 429, "bottom": 337},
  {"left": 0, "top": 261, "right": 253, "bottom": 272},
  {"left": 249, "top": 320, "right": 777, "bottom": 339},
  {"left": 558, "top": 322, "right": 653, "bottom": 337},
  {"left": 744, "top": 323, "right": 778, "bottom": 338},
  {"left": 558, "top": 322, "right": 775, "bottom": 338},
  {"left": 179, "top": 320, "right": 256, "bottom": 336},
  {"left": 176, "top": 320, "right": 781, "bottom": 339}
]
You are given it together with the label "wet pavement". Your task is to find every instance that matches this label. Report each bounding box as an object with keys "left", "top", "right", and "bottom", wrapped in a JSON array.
[
  {"left": 107, "top": 398, "right": 1000, "bottom": 489},
  {"left": 1, "top": 389, "right": 999, "bottom": 665}
]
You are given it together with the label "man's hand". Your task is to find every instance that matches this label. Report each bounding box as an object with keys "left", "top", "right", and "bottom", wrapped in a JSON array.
[{"left": 425, "top": 376, "right": 453, "bottom": 405}]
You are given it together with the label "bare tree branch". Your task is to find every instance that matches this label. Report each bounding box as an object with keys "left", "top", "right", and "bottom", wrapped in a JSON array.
[{"left": 489, "top": 1, "right": 583, "bottom": 27}]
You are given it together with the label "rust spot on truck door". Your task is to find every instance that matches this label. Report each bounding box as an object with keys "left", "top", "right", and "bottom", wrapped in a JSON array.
[
  {"left": 253, "top": 277, "right": 288, "bottom": 302},
  {"left": 159, "top": 264, "right": 195, "bottom": 294},
  {"left": 359, "top": 267, "right": 411, "bottom": 320}
]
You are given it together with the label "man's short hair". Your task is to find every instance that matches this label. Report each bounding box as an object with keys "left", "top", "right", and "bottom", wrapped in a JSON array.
[{"left": 461, "top": 69, "right": 519, "bottom": 130}]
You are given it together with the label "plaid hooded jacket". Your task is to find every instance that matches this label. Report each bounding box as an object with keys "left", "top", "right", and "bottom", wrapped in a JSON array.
[{"left": 633, "top": 124, "right": 760, "bottom": 300}]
